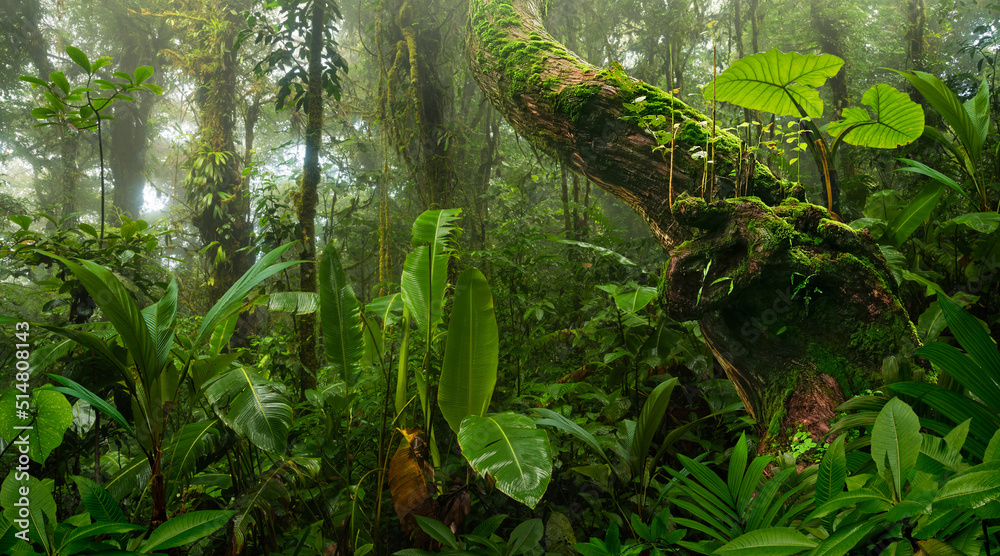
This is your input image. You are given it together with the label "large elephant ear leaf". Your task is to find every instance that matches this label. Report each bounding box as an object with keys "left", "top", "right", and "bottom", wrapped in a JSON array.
[
  {"left": 705, "top": 48, "right": 844, "bottom": 117},
  {"left": 458, "top": 412, "right": 552, "bottom": 509},
  {"left": 828, "top": 84, "right": 924, "bottom": 148}
]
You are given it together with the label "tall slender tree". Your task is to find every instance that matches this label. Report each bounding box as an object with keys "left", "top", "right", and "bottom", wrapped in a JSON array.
[{"left": 240, "top": 0, "right": 348, "bottom": 391}]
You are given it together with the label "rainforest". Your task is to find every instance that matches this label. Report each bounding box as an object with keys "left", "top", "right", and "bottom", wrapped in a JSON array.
[{"left": 2, "top": 0, "right": 1000, "bottom": 554}]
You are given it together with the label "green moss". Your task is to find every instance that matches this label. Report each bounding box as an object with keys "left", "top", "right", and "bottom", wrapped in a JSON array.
[
  {"left": 679, "top": 120, "right": 709, "bottom": 143},
  {"left": 544, "top": 83, "right": 601, "bottom": 120},
  {"left": 807, "top": 343, "right": 869, "bottom": 398},
  {"left": 471, "top": 0, "right": 592, "bottom": 103},
  {"left": 767, "top": 397, "right": 789, "bottom": 437}
]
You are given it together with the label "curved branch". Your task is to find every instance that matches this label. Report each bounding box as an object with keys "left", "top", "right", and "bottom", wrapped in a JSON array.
[{"left": 465, "top": 0, "right": 790, "bottom": 248}]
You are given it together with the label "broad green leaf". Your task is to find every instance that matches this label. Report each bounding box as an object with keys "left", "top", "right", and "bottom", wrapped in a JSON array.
[
  {"left": 414, "top": 516, "right": 460, "bottom": 550},
  {"left": 507, "top": 518, "right": 544, "bottom": 555},
  {"left": 395, "top": 308, "right": 411, "bottom": 417},
  {"left": 320, "top": 242, "right": 363, "bottom": 385},
  {"left": 943, "top": 418, "right": 971, "bottom": 452},
  {"left": 30, "top": 106, "right": 56, "bottom": 119},
  {"left": 141, "top": 276, "right": 177, "bottom": 373},
  {"left": 458, "top": 412, "right": 552, "bottom": 509},
  {"left": 880, "top": 182, "right": 944, "bottom": 247},
  {"left": 917, "top": 434, "right": 965, "bottom": 476},
  {"left": 872, "top": 397, "right": 922, "bottom": 498},
  {"left": 65, "top": 46, "right": 91, "bottom": 73},
  {"left": 727, "top": 433, "right": 749, "bottom": 506},
  {"left": 934, "top": 461, "right": 1000, "bottom": 509},
  {"left": 613, "top": 286, "right": 657, "bottom": 313},
  {"left": 985, "top": 429, "right": 1000, "bottom": 462},
  {"left": 1, "top": 472, "right": 56, "bottom": 554},
  {"left": 401, "top": 210, "right": 462, "bottom": 340},
  {"left": 806, "top": 488, "right": 894, "bottom": 521},
  {"left": 133, "top": 65, "right": 154, "bottom": 84},
  {"left": 50, "top": 71, "right": 70, "bottom": 94},
  {"left": 208, "top": 314, "right": 237, "bottom": 357},
  {"left": 204, "top": 367, "right": 292, "bottom": 453},
  {"left": 705, "top": 49, "right": 844, "bottom": 117},
  {"left": 164, "top": 420, "right": 220, "bottom": 491},
  {"left": 915, "top": 539, "right": 969, "bottom": 556},
  {"left": 828, "top": 84, "right": 923, "bottom": 148},
  {"left": 916, "top": 302, "right": 947, "bottom": 344},
  {"left": 812, "top": 520, "right": 882, "bottom": 556},
  {"left": 816, "top": 435, "right": 847, "bottom": 507},
  {"left": 71, "top": 475, "right": 124, "bottom": 524},
  {"left": 438, "top": 269, "right": 499, "bottom": 434},
  {"left": 57, "top": 521, "right": 143, "bottom": 549},
  {"left": 401, "top": 245, "right": 449, "bottom": 334},
  {"left": 0, "top": 387, "right": 72, "bottom": 464},
  {"left": 103, "top": 455, "right": 151, "bottom": 502},
  {"left": 19, "top": 75, "right": 48, "bottom": 87},
  {"left": 138, "top": 510, "right": 234, "bottom": 552},
  {"left": 45, "top": 254, "right": 159, "bottom": 388},
  {"left": 946, "top": 212, "right": 1000, "bottom": 233},
  {"left": 267, "top": 292, "right": 318, "bottom": 314},
  {"left": 410, "top": 208, "right": 462, "bottom": 247},
  {"left": 714, "top": 527, "right": 816, "bottom": 555}
]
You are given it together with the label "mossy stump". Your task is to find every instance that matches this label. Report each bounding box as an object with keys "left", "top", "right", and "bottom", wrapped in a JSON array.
[{"left": 663, "top": 195, "right": 920, "bottom": 447}]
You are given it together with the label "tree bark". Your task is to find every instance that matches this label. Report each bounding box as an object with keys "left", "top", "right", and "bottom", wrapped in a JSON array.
[
  {"left": 378, "top": 0, "right": 457, "bottom": 211},
  {"left": 810, "top": 0, "right": 849, "bottom": 115},
  {"left": 109, "top": 21, "right": 168, "bottom": 220},
  {"left": 183, "top": 1, "right": 252, "bottom": 307},
  {"left": 296, "top": 0, "right": 326, "bottom": 393},
  {"left": 466, "top": 0, "right": 919, "bottom": 444},
  {"left": 904, "top": 0, "right": 927, "bottom": 72}
]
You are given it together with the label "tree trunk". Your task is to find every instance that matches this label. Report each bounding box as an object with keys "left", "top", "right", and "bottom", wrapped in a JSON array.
[
  {"left": 109, "top": 27, "right": 165, "bottom": 220},
  {"left": 183, "top": 1, "right": 252, "bottom": 308},
  {"left": 904, "top": 0, "right": 927, "bottom": 72},
  {"left": 810, "top": 0, "right": 849, "bottom": 115},
  {"left": 296, "top": 0, "right": 326, "bottom": 393},
  {"left": 59, "top": 128, "right": 80, "bottom": 225},
  {"left": 466, "top": 0, "right": 919, "bottom": 444},
  {"left": 378, "top": 0, "right": 457, "bottom": 211}
]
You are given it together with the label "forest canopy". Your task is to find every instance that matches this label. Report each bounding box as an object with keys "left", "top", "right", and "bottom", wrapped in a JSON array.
[{"left": 2, "top": 0, "right": 1000, "bottom": 554}]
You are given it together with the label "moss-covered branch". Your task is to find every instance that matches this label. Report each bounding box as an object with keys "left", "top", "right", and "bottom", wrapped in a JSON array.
[{"left": 466, "top": 0, "right": 793, "bottom": 248}]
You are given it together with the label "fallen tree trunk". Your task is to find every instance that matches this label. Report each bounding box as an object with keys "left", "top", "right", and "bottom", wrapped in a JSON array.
[{"left": 466, "top": 0, "right": 919, "bottom": 444}]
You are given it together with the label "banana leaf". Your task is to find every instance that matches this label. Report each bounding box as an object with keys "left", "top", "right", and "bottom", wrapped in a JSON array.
[{"left": 438, "top": 268, "right": 499, "bottom": 433}]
